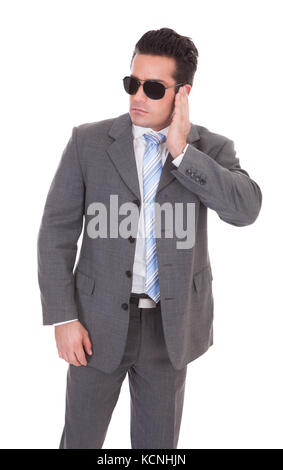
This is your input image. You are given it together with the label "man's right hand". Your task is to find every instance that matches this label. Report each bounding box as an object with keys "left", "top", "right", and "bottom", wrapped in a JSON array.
[{"left": 54, "top": 320, "right": 93, "bottom": 366}]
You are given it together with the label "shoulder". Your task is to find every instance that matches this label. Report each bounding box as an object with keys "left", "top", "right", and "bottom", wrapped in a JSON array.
[
  {"left": 193, "top": 122, "right": 233, "bottom": 157},
  {"left": 74, "top": 115, "right": 118, "bottom": 148}
]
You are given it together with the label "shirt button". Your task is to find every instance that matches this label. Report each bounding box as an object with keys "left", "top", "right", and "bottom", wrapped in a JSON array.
[
  {"left": 126, "top": 270, "right": 132, "bottom": 277},
  {"left": 128, "top": 236, "right": 136, "bottom": 243},
  {"left": 121, "top": 303, "right": 128, "bottom": 310}
]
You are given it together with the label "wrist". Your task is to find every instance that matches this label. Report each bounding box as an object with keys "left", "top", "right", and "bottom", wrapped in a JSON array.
[{"left": 170, "top": 142, "right": 187, "bottom": 159}]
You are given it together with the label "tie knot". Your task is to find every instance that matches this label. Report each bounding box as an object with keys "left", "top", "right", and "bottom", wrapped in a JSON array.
[{"left": 143, "top": 132, "right": 166, "bottom": 147}]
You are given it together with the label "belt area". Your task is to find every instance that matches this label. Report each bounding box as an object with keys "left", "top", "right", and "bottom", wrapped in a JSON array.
[{"left": 130, "top": 293, "right": 160, "bottom": 308}]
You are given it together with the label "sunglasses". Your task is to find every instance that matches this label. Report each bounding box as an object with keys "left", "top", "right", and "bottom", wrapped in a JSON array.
[{"left": 123, "top": 75, "right": 187, "bottom": 100}]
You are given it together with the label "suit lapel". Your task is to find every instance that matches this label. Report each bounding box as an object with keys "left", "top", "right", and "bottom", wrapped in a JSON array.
[
  {"left": 107, "top": 113, "right": 141, "bottom": 201},
  {"left": 106, "top": 112, "right": 200, "bottom": 200}
]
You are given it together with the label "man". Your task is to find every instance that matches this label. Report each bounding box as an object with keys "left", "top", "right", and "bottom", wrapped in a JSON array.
[{"left": 37, "top": 28, "right": 262, "bottom": 449}]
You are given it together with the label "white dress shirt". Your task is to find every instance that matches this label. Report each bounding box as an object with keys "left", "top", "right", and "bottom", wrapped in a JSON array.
[{"left": 53, "top": 123, "right": 189, "bottom": 324}]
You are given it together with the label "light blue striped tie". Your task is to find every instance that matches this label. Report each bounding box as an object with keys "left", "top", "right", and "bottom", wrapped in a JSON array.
[{"left": 143, "top": 132, "right": 166, "bottom": 303}]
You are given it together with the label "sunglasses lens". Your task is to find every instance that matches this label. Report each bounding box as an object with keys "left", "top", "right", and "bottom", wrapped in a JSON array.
[
  {"left": 123, "top": 76, "right": 165, "bottom": 99},
  {"left": 123, "top": 76, "right": 139, "bottom": 95},
  {"left": 144, "top": 81, "right": 165, "bottom": 100}
]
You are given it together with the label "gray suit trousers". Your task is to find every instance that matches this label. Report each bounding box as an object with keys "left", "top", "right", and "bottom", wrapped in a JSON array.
[{"left": 59, "top": 296, "right": 188, "bottom": 449}]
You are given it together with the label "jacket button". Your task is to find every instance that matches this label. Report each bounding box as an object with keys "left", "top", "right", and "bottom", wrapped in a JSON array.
[
  {"left": 200, "top": 178, "right": 206, "bottom": 185},
  {"left": 195, "top": 176, "right": 200, "bottom": 182},
  {"left": 132, "top": 199, "right": 140, "bottom": 207},
  {"left": 126, "top": 270, "right": 132, "bottom": 277},
  {"left": 185, "top": 169, "right": 192, "bottom": 175},
  {"left": 128, "top": 236, "right": 136, "bottom": 243},
  {"left": 121, "top": 303, "right": 128, "bottom": 310}
]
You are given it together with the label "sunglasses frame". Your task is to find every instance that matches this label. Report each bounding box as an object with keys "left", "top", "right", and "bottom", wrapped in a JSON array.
[{"left": 123, "top": 75, "right": 188, "bottom": 100}]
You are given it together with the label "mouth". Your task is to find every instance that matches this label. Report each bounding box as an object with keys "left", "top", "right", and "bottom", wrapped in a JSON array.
[{"left": 132, "top": 108, "right": 148, "bottom": 114}]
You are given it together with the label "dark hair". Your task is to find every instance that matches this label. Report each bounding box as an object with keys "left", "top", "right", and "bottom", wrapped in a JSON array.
[{"left": 130, "top": 27, "right": 199, "bottom": 91}]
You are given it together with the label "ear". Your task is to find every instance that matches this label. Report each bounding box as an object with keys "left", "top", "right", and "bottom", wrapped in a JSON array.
[{"left": 185, "top": 84, "right": 192, "bottom": 96}]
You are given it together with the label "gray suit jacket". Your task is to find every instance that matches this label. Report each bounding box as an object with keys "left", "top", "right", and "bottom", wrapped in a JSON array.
[{"left": 37, "top": 112, "right": 262, "bottom": 373}]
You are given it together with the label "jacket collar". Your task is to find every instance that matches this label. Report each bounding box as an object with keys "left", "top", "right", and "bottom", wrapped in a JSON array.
[{"left": 106, "top": 112, "right": 200, "bottom": 201}]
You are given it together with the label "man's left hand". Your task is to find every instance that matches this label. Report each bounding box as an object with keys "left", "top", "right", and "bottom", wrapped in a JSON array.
[{"left": 167, "top": 86, "right": 191, "bottom": 159}]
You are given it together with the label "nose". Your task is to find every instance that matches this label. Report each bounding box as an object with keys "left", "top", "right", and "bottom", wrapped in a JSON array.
[{"left": 134, "top": 83, "right": 147, "bottom": 101}]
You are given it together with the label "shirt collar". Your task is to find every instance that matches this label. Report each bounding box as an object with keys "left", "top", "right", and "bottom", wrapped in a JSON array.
[{"left": 132, "top": 123, "right": 169, "bottom": 141}]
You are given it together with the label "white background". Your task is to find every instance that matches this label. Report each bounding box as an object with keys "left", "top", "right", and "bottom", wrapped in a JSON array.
[{"left": 0, "top": 0, "right": 282, "bottom": 449}]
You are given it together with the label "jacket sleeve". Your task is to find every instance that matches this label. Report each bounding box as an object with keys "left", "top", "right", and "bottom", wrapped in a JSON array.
[
  {"left": 170, "top": 137, "right": 262, "bottom": 226},
  {"left": 37, "top": 127, "right": 85, "bottom": 325}
]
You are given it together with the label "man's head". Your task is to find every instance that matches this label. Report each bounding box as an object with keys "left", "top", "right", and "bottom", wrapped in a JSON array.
[{"left": 128, "top": 28, "right": 198, "bottom": 132}]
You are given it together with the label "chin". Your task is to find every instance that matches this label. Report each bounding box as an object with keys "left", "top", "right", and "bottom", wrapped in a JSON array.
[{"left": 131, "top": 113, "right": 149, "bottom": 125}]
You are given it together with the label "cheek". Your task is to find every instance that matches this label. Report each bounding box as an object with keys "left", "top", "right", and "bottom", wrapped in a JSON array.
[{"left": 160, "top": 98, "right": 174, "bottom": 113}]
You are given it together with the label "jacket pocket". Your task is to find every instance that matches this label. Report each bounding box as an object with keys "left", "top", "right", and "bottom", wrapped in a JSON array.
[
  {"left": 193, "top": 265, "right": 213, "bottom": 293},
  {"left": 75, "top": 270, "right": 96, "bottom": 295}
]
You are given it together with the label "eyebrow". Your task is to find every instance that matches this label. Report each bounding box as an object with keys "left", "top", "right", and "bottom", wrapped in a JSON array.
[{"left": 130, "top": 74, "right": 166, "bottom": 85}]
